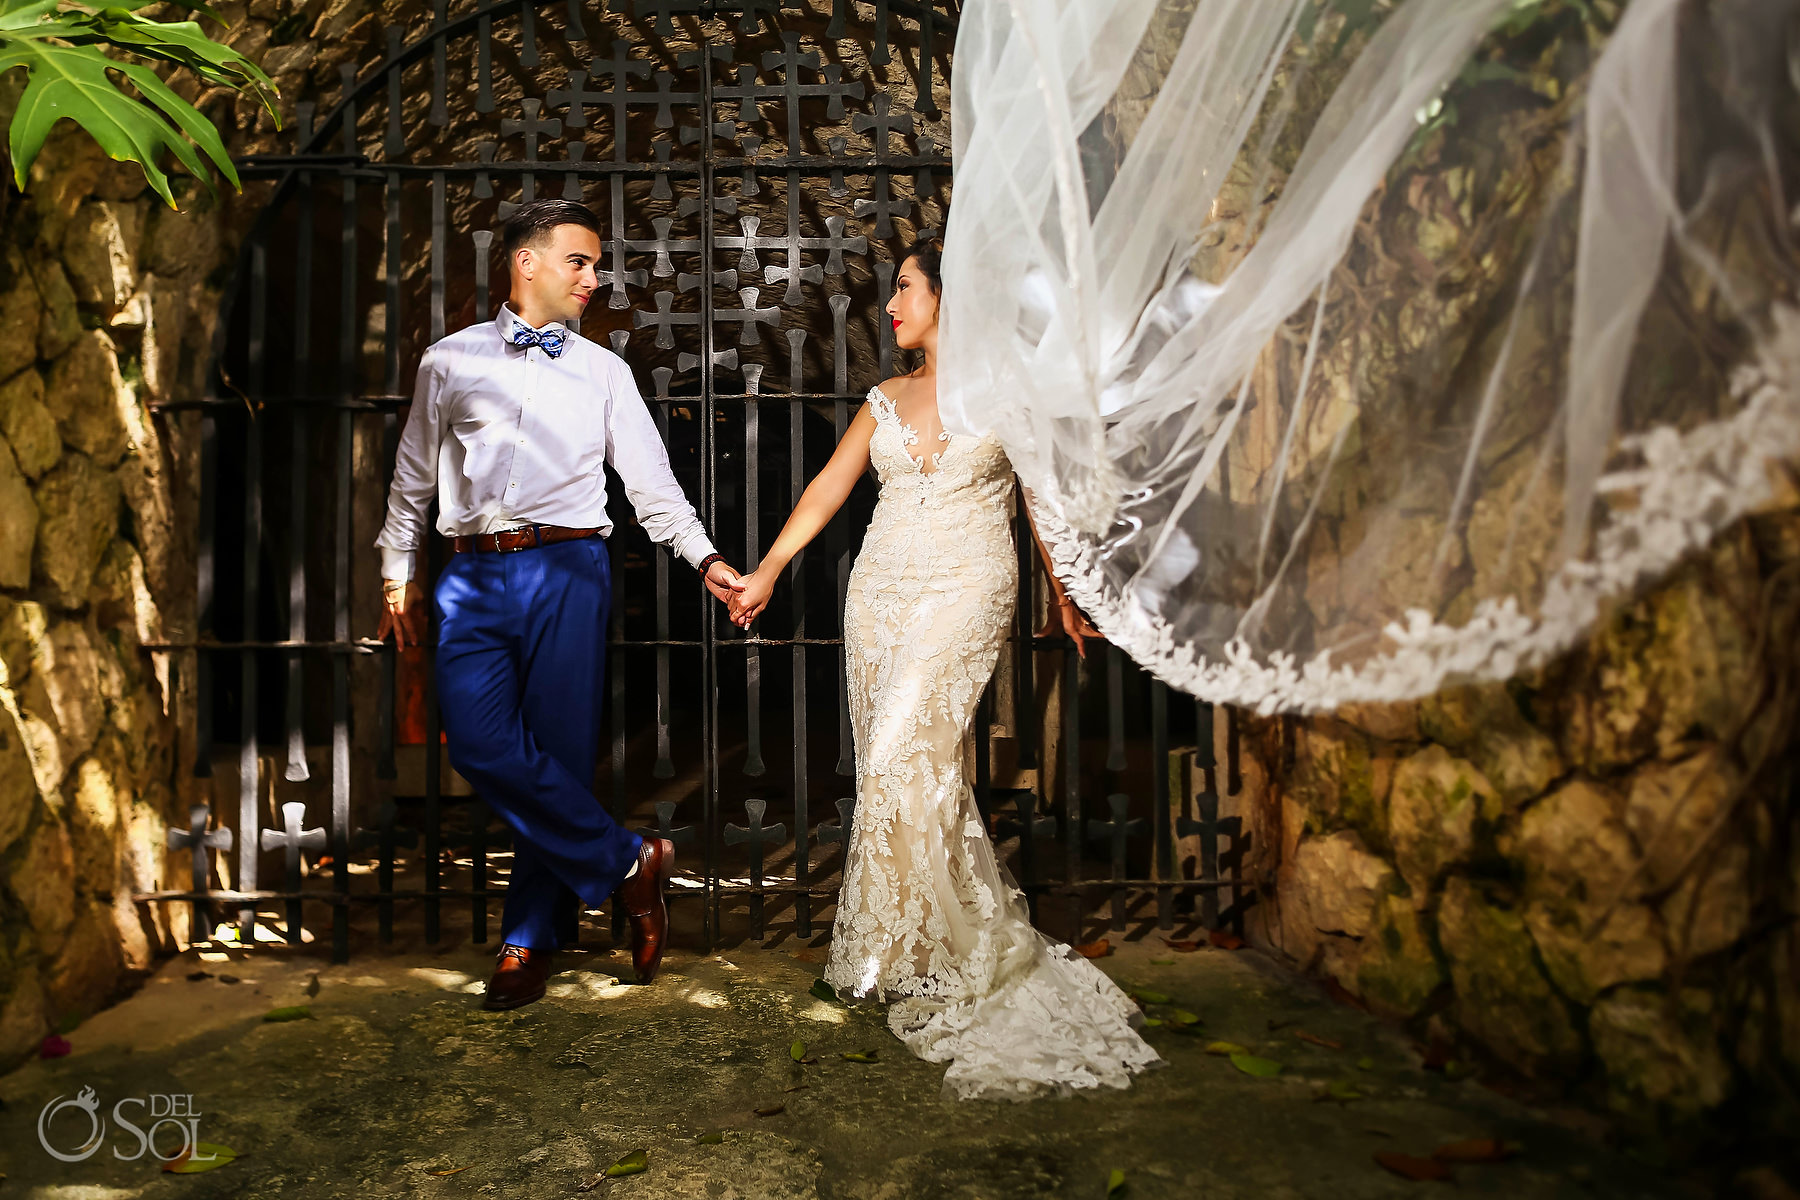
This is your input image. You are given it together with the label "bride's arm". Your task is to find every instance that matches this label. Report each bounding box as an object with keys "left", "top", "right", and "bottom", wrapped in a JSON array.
[
  {"left": 1019, "top": 482, "right": 1100, "bottom": 658},
  {"left": 730, "top": 405, "right": 878, "bottom": 627}
]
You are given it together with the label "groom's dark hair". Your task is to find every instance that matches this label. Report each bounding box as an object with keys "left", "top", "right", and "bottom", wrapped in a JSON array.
[{"left": 501, "top": 199, "right": 602, "bottom": 261}]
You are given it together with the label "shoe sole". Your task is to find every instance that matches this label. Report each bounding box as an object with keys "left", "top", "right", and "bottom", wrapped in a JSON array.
[
  {"left": 636, "top": 843, "right": 673, "bottom": 985},
  {"left": 481, "top": 983, "right": 546, "bottom": 1011}
]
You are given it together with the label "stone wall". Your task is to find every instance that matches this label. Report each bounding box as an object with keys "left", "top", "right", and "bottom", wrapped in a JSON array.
[
  {"left": 0, "top": 0, "right": 357, "bottom": 1071},
  {"left": 1241, "top": 502, "right": 1800, "bottom": 1147}
]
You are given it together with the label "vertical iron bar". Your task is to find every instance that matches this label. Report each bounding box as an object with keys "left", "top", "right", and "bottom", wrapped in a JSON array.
[
  {"left": 788, "top": 331, "right": 809, "bottom": 936},
  {"left": 700, "top": 28, "right": 719, "bottom": 950},
  {"left": 377, "top": 165, "right": 402, "bottom": 783},
  {"left": 1152, "top": 680, "right": 1172, "bottom": 930},
  {"left": 237, "top": 239, "right": 266, "bottom": 944},
  {"left": 1062, "top": 643, "right": 1082, "bottom": 939},
  {"left": 829, "top": 293, "right": 852, "bottom": 777},
  {"left": 743, "top": 392, "right": 762, "bottom": 776},
  {"left": 331, "top": 60, "right": 358, "bottom": 964},
  {"left": 1106, "top": 644, "right": 1125, "bottom": 772},
  {"left": 285, "top": 144, "right": 315, "bottom": 789}
]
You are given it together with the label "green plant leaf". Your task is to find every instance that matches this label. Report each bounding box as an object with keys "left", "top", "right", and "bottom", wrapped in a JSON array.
[
  {"left": 0, "top": 37, "right": 229, "bottom": 204},
  {"left": 694, "top": 1130, "right": 724, "bottom": 1145},
  {"left": 809, "top": 978, "right": 840, "bottom": 1004},
  {"left": 0, "top": 0, "right": 62, "bottom": 32},
  {"left": 789, "top": 1039, "right": 806, "bottom": 1062},
  {"left": 1204, "top": 1041, "right": 1250, "bottom": 1056},
  {"left": 1106, "top": 1167, "right": 1127, "bottom": 1195},
  {"left": 164, "top": 1142, "right": 237, "bottom": 1173},
  {"left": 1323, "top": 1078, "right": 1363, "bottom": 1102},
  {"left": 59, "top": 9, "right": 275, "bottom": 110},
  {"left": 840, "top": 1049, "right": 879, "bottom": 1063},
  {"left": 603, "top": 1149, "right": 648, "bottom": 1178},
  {"left": 1128, "top": 989, "right": 1171, "bottom": 1005},
  {"left": 1169, "top": 1010, "right": 1201, "bottom": 1026},
  {"left": 1356, "top": 1055, "right": 1375, "bottom": 1071},
  {"left": 1229, "top": 1053, "right": 1284, "bottom": 1078},
  {"left": 262, "top": 1005, "right": 314, "bottom": 1022}
]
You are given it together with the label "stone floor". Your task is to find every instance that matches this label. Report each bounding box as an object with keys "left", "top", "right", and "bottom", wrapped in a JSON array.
[{"left": 0, "top": 935, "right": 1697, "bottom": 1200}]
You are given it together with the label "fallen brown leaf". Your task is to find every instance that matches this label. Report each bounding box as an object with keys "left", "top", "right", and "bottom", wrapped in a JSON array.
[
  {"left": 784, "top": 1084, "right": 810, "bottom": 1093},
  {"left": 1432, "top": 1138, "right": 1514, "bottom": 1164},
  {"left": 1073, "top": 939, "right": 1112, "bottom": 959},
  {"left": 1208, "top": 929, "right": 1245, "bottom": 950},
  {"left": 1160, "top": 938, "right": 1203, "bottom": 953},
  {"left": 427, "top": 1166, "right": 471, "bottom": 1177},
  {"left": 1296, "top": 1030, "right": 1343, "bottom": 1051},
  {"left": 1374, "top": 1152, "right": 1454, "bottom": 1182},
  {"left": 754, "top": 1103, "right": 786, "bottom": 1117}
]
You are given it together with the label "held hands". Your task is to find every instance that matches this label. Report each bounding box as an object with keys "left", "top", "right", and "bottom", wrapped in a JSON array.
[
  {"left": 704, "top": 560, "right": 748, "bottom": 606},
  {"left": 1037, "top": 594, "right": 1102, "bottom": 659},
  {"left": 377, "top": 580, "right": 424, "bottom": 650},
  {"left": 727, "top": 568, "right": 775, "bottom": 629}
]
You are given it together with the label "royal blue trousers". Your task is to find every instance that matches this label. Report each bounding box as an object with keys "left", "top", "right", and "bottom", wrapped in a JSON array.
[{"left": 433, "top": 535, "right": 642, "bottom": 949}]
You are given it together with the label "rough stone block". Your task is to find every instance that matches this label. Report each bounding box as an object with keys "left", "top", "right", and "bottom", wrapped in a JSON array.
[
  {"left": 1388, "top": 744, "right": 1498, "bottom": 900},
  {"left": 0, "top": 969, "right": 48, "bottom": 1068},
  {"left": 1355, "top": 891, "right": 1447, "bottom": 1018},
  {"left": 29, "top": 259, "right": 81, "bottom": 361},
  {"left": 1289, "top": 830, "right": 1394, "bottom": 939},
  {"left": 0, "top": 367, "right": 63, "bottom": 479},
  {"left": 45, "top": 898, "right": 123, "bottom": 1018},
  {"left": 1436, "top": 876, "right": 1583, "bottom": 1074},
  {"left": 60, "top": 200, "right": 140, "bottom": 316},
  {"left": 31, "top": 452, "right": 122, "bottom": 608},
  {"left": 0, "top": 708, "right": 36, "bottom": 857},
  {"left": 47, "top": 330, "right": 134, "bottom": 469},
  {"left": 1590, "top": 986, "right": 1730, "bottom": 1121},
  {"left": 0, "top": 246, "right": 42, "bottom": 382},
  {"left": 12, "top": 815, "right": 76, "bottom": 958},
  {"left": 0, "top": 441, "right": 36, "bottom": 589}
]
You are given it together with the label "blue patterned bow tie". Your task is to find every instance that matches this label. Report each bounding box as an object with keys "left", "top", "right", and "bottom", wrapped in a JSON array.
[{"left": 509, "top": 322, "right": 568, "bottom": 358}]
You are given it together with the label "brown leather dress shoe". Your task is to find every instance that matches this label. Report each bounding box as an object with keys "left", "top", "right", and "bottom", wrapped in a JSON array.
[
  {"left": 616, "top": 838, "right": 673, "bottom": 984},
  {"left": 482, "top": 943, "right": 553, "bottom": 1010}
]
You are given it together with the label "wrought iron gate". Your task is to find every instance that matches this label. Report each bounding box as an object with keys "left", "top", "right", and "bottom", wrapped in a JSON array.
[{"left": 143, "top": 0, "right": 1251, "bottom": 961}]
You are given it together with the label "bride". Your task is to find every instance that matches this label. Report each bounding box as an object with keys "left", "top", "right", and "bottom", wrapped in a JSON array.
[{"left": 728, "top": 238, "right": 1162, "bottom": 1100}]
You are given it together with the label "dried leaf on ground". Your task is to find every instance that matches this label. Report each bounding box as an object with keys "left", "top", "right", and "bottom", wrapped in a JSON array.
[
  {"left": 1296, "top": 1030, "right": 1343, "bottom": 1050},
  {"left": 1141, "top": 1017, "right": 1164, "bottom": 1028},
  {"left": 840, "top": 1049, "right": 880, "bottom": 1063},
  {"left": 1073, "top": 939, "right": 1112, "bottom": 959},
  {"left": 754, "top": 1103, "right": 787, "bottom": 1117},
  {"left": 604, "top": 1149, "right": 648, "bottom": 1178},
  {"left": 1374, "top": 1152, "right": 1454, "bottom": 1182},
  {"left": 1129, "top": 989, "right": 1172, "bottom": 1005},
  {"left": 426, "top": 1165, "right": 470, "bottom": 1176},
  {"left": 1322, "top": 1079, "right": 1363, "bottom": 1102},
  {"left": 1432, "top": 1138, "right": 1515, "bottom": 1164},
  {"left": 165, "top": 1143, "right": 238, "bottom": 1173},
  {"left": 1204, "top": 1041, "right": 1250, "bottom": 1056},
  {"left": 1208, "top": 930, "right": 1245, "bottom": 950},
  {"left": 695, "top": 1131, "right": 724, "bottom": 1145},
  {"left": 1161, "top": 938, "right": 1203, "bottom": 952},
  {"left": 784, "top": 1083, "right": 810, "bottom": 1093},
  {"left": 1229, "top": 1053, "right": 1285, "bottom": 1078},
  {"left": 263, "top": 1006, "right": 314, "bottom": 1022},
  {"left": 1169, "top": 1010, "right": 1202, "bottom": 1027}
]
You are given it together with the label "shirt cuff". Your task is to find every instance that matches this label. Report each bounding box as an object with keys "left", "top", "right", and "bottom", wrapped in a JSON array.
[
  {"left": 682, "top": 536, "right": 721, "bottom": 572},
  {"left": 380, "top": 547, "right": 416, "bottom": 583}
]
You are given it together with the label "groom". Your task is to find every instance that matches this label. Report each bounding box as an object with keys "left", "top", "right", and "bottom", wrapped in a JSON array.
[{"left": 375, "top": 198, "right": 743, "bottom": 1009}]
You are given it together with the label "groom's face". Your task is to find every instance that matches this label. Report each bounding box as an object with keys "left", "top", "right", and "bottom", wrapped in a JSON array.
[{"left": 515, "top": 222, "right": 602, "bottom": 324}]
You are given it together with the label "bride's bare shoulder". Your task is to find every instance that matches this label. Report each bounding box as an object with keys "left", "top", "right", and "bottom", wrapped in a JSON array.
[{"left": 876, "top": 375, "right": 916, "bottom": 401}]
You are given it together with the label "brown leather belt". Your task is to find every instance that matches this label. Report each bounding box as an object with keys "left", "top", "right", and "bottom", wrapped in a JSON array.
[{"left": 450, "top": 525, "right": 601, "bottom": 554}]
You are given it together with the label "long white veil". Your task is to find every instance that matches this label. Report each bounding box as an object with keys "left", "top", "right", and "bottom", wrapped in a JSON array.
[{"left": 939, "top": 0, "right": 1800, "bottom": 713}]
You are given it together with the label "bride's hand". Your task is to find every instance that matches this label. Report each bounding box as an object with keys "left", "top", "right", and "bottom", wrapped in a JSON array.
[
  {"left": 1056, "top": 596, "right": 1100, "bottom": 659},
  {"left": 729, "top": 568, "right": 775, "bottom": 628}
]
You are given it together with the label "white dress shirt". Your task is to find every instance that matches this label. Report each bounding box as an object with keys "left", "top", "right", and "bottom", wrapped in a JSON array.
[{"left": 376, "top": 305, "right": 718, "bottom": 582}]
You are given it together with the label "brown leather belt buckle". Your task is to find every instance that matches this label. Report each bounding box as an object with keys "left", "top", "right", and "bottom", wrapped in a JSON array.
[{"left": 499, "top": 526, "right": 541, "bottom": 553}]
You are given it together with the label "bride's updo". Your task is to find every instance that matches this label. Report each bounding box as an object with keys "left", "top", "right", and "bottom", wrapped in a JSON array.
[{"left": 900, "top": 235, "right": 943, "bottom": 297}]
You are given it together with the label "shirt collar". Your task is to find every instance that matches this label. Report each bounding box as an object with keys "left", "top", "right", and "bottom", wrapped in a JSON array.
[{"left": 495, "top": 304, "right": 568, "bottom": 343}]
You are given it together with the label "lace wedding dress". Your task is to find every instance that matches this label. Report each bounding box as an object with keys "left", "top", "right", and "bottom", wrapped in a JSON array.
[{"left": 822, "top": 384, "right": 1163, "bottom": 1101}]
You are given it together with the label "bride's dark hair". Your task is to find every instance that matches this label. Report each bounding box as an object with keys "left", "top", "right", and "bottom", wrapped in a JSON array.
[{"left": 899, "top": 234, "right": 944, "bottom": 296}]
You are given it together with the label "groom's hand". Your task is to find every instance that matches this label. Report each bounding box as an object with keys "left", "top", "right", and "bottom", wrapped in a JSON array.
[
  {"left": 377, "top": 579, "right": 424, "bottom": 651},
  {"left": 703, "top": 561, "right": 747, "bottom": 606}
]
